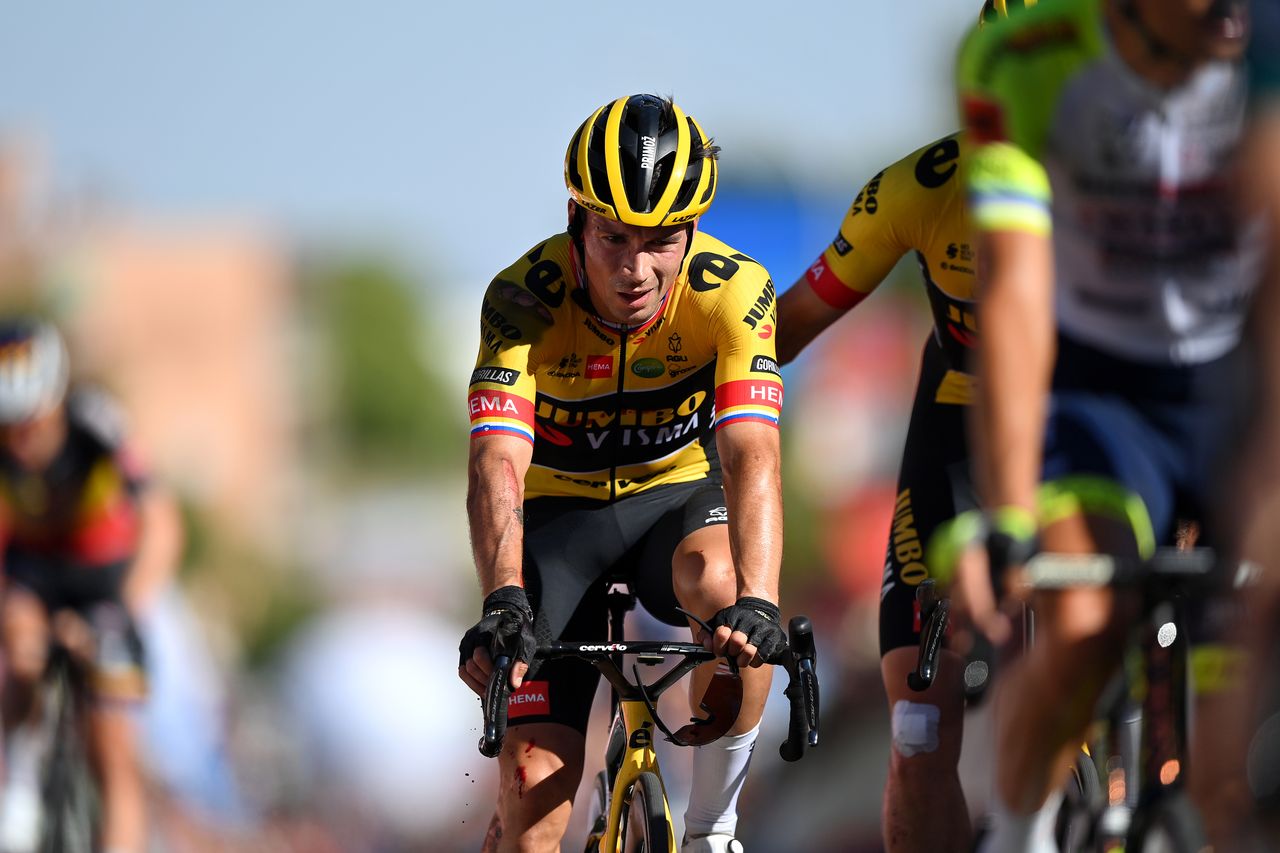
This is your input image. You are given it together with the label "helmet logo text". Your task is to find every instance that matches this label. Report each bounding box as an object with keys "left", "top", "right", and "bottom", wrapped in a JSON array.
[{"left": 640, "top": 136, "right": 657, "bottom": 171}]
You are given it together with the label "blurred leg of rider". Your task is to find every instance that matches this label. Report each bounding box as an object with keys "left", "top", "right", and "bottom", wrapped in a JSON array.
[
  {"left": 0, "top": 587, "right": 52, "bottom": 851},
  {"left": 878, "top": 343, "right": 976, "bottom": 853}
]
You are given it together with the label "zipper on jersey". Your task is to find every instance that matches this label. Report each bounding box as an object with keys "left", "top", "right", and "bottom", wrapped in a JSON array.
[{"left": 610, "top": 330, "right": 626, "bottom": 503}]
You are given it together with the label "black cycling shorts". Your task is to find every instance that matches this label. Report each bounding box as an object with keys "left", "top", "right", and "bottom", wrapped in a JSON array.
[
  {"left": 879, "top": 339, "right": 978, "bottom": 656},
  {"left": 507, "top": 478, "right": 728, "bottom": 734},
  {"left": 4, "top": 549, "right": 147, "bottom": 699}
]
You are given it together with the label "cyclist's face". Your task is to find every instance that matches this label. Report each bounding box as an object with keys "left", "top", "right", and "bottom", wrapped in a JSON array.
[
  {"left": 0, "top": 405, "right": 65, "bottom": 470},
  {"left": 1134, "top": 0, "right": 1248, "bottom": 62},
  {"left": 578, "top": 209, "right": 689, "bottom": 327}
]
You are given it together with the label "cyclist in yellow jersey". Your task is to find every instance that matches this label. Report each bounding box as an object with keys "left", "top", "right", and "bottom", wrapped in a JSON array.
[
  {"left": 780, "top": 133, "right": 977, "bottom": 853},
  {"left": 778, "top": 5, "right": 1032, "bottom": 850},
  {"left": 458, "top": 95, "right": 785, "bottom": 853}
]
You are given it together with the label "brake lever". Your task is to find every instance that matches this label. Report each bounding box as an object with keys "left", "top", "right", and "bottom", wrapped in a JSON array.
[{"left": 676, "top": 606, "right": 739, "bottom": 676}]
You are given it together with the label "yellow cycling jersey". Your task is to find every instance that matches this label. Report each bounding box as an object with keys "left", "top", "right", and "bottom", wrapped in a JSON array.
[
  {"left": 468, "top": 230, "right": 783, "bottom": 501},
  {"left": 803, "top": 133, "right": 978, "bottom": 405}
]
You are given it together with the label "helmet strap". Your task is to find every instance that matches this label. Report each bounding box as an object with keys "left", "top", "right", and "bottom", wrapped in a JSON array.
[
  {"left": 567, "top": 204, "right": 588, "bottom": 261},
  {"left": 678, "top": 223, "right": 697, "bottom": 273}
]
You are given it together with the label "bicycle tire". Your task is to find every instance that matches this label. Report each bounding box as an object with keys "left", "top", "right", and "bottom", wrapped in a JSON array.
[
  {"left": 584, "top": 769, "right": 609, "bottom": 853},
  {"left": 622, "top": 771, "right": 673, "bottom": 853},
  {"left": 38, "top": 661, "right": 95, "bottom": 853},
  {"left": 1057, "top": 748, "right": 1104, "bottom": 852},
  {"left": 1128, "top": 791, "right": 1210, "bottom": 853}
]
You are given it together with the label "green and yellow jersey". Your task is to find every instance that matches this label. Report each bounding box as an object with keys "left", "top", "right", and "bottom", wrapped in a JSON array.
[{"left": 957, "top": 0, "right": 1259, "bottom": 365}]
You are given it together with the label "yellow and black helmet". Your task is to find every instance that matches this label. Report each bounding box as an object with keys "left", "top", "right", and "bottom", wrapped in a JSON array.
[
  {"left": 979, "top": 0, "right": 1037, "bottom": 27},
  {"left": 565, "top": 95, "right": 718, "bottom": 228}
]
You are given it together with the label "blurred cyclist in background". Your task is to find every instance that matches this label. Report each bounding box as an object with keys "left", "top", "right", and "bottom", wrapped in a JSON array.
[
  {"left": 458, "top": 94, "right": 786, "bottom": 853},
  {"left": 1204, "top": 0, "right": 1280, "bottom": 843},
  {"left": 0, "top": 318, "right": 181, "bottom": 853},
  {"left": 947, "top": 0, "right": 1257, "bottom": 850},
  {"left": 776, "top": 3, "right": 1031, "bottom": 850}
]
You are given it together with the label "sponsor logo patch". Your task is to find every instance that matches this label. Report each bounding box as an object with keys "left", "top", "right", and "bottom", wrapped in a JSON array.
[
  {"left": 586, "top": 355, "right": 614, "bottom": 379},
  {"left": 751, "top": 355, "right": 780, "bottom": 376},
  {"left": 717, "top": 379, "right": 784, "bottom": 411},
  {"left": 470, "top": 367, "right": 520, "bottom": 387},
  {"left": 914, "top": 136, "right": 960, "bottom": 189},
  {"left": 631, "top": 358, "right": 664, "bottom": 378},
  {"left": 467, "top": 390, "right": 533, "bottom": 423},
  {"left": 547, "top": 353, "right": 582, "bottom": 379},
  {"left": 850, "top": 170, "right": 884, "bottom": 215},
  {"left": 741, "top": 279, "right": 776, "bottom": 330},
  {"left": 508, "top": 680, "right": 551, "bottom": 717}
]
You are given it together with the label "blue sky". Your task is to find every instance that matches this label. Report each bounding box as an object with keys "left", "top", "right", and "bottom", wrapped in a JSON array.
[{"left": 4, "top": 0, "right": 976, "bottom": 286}]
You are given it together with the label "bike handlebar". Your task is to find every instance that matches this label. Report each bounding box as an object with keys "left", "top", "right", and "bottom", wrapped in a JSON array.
[
  {"left": 478, "top": 654, "right": 513, "bottom": 758},
  {"left": 908, "top": 580, "right": 949, "bottom": 693},
  {"left": 779, "top": 616, "right": 819, "bottom": 762},
  {"left": 477, "top": 619, "right": 821, "bottom": 761},
  {"left": 907, "top": 550, "right": 1234, "bottom": 696}
]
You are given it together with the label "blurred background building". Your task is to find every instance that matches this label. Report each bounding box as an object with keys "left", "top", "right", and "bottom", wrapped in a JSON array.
[{"left": 1, "top": 2, "right": 993, "bottom": 850}]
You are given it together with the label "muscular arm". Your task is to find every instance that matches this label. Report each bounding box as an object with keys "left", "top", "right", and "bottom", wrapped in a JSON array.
[
  {"left": 716, "top": 421, "right": 783, "bottom": 602},
  {"left": 123, "top": 485, "right": 184, "bottom": 615},
  {"left": 466, "top": 434, "right": 534, "bottom": 595},
  {"left": 972, "top": 228, "right": 1055, "bottom": 513},
  {"left": 775, "top": 282, "right": 846, "bottom": 366}
]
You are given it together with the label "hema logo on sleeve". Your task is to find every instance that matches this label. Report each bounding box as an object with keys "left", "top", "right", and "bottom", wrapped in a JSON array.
[{"left": 508, "top": 680, "right": 551, "bottom": 717}]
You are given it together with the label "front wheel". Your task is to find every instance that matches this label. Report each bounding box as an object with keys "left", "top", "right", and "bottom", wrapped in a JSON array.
[
  {"left": 1128, "top": 791, "right": 1210, "bottom": 853},
  {"left": 1056, "top": 748, "right": 1104, "bottom": 852},
  {"left": 622, "top": 771, "right": 673, "bottom": 853},
  {"left": 584, "top": 770, "right": 609, "bottom": 853}
]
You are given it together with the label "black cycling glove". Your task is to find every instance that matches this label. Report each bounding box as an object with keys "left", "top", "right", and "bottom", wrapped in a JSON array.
[
  {"left": 458, "top": 585, "right": 537, "bottom": 669},
  {"left": 710, "top": 596, "right": 787, "bottom": 664}
]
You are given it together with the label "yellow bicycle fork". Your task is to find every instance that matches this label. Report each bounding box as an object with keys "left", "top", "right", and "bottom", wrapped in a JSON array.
[{"left": 590, "top": 698, "right": 676, "bottom": 853}]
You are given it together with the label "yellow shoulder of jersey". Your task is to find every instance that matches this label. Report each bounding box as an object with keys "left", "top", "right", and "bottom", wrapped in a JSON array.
[
  {"left": 681, "top": 230, "right": 776, "bottom": 335},
  {"left": 681, "top": 230, "right": 784, "bottom": 429},
  {"left": 468, "top": 234, "right": 576, "bottom": 444},
  {"left": 807, "top": 133, "right": 967, "bottom": 308},
  {"left": 475, "top": 234, "right": 577, "bottom": 365}
]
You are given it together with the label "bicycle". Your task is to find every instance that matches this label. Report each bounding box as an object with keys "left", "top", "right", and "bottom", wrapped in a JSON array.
[
  {"left": 1020, "top": 547, "right": 1248, "bottom": 852},
  {"left": 913, "top": 548, "right": 1244, "bottom": 851},
  {"left": 33, "top": 637, "right": 98, "bottom": 853},
  {"left": 478, "top": 585, "right": 820, "bottom": 853}
]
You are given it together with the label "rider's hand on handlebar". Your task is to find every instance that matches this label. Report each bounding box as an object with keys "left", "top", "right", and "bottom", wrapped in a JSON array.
[
  {"left": 458, "top": 585, "right": 536, "bottom": 695},
  {"left": 705, "top": 597, "right": 787, "bottom": 668},
  {"left": 931, "top": 508, "right": 1038, "bottom": 649}
]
